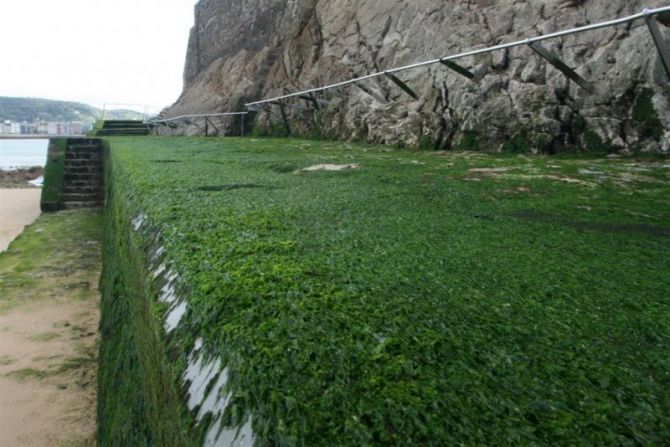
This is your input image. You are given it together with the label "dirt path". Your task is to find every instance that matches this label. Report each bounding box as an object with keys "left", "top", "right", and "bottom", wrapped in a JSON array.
[
  {"left": 0, "top": 210, "right": 101, "bottom": 447},
  {"left": 0, "top": 188, "right": 42, "bottom": 252}
]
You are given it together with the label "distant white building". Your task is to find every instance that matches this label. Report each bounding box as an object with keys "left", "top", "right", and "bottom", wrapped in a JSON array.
[
  {"left": 69, "top": 122, "right": 86, "bottom": 134},
  {"left": 1, "top": 120, "right": 21, "bottom": 134},
  {"left": 20, "top": 121, "right": 37, "bottom": 134},
  {"left": 0, "top": 119, "right": 87, "bottom": 135},
  {"left": 46, "top": 122, "right": 60, "bottom": 135}
]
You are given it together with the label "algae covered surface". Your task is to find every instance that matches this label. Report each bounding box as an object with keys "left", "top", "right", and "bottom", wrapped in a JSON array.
[{"left": 103, "top": 137, "right": 670, "bottom": 446}]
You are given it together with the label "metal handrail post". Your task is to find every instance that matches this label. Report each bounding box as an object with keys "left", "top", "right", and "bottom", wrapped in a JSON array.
[{"left": 644, "top": 11, "right": 670, "bottom": 80}]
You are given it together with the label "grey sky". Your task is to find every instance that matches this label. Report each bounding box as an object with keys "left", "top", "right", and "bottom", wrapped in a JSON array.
[{"left": 0, "top": 0, "right": 195, "bottom": 111}]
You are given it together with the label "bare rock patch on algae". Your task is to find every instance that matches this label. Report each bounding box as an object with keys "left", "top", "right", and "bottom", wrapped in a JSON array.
[
  {"left": 297, "top": 163, "right": 360, "bottom": 173},
  {"left": 465, "top": 167, "right": 599, "bottom": 187}
]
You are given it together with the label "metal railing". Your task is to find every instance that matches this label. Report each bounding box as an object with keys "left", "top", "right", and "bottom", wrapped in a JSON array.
[
  {"left": 245, "top": 6, "right": 670, "bottom": 108},
  {"left": 146, "top": 112, "right": 249, "bottom": 136},
  {"left": 114, "top": 6, "right": 669, "bottom": 138},
  {"left": 147, "top": 112, "right": 249, "bottom": 123}
]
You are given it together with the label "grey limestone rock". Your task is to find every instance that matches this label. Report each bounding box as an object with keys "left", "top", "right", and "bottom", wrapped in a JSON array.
[{"left": 165, "top": 0, "right": 670, "bottom": 152}]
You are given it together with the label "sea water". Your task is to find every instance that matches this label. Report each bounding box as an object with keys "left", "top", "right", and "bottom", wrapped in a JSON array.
[{"left": 0, "top": 139, "right": 49, "bottom": 169}]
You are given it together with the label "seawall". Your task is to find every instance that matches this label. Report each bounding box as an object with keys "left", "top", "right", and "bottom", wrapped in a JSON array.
[
  {"left": 89, "top": 136, "right": 670, "bottom": 446},
  {"left": 97, "top": 144, "right": 198, "bottom": 445}
]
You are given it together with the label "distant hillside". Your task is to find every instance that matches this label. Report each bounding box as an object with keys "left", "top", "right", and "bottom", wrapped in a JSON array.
[{"left": 0, "top": 97, "right": 144, "bottom": 124}]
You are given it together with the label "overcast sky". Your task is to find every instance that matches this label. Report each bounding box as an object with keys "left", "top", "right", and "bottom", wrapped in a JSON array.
[{"left": 0, "top": 0, "right": 195, "bottom": 112}]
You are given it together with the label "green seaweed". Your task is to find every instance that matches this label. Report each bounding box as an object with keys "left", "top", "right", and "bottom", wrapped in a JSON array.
[
  {"left": 97, "top": 145, "right": 191, "bottom": 446},
  {"left": 584, "top": 130, "right": 618, "bottom": 154},
  {"left": 631, "top": 88, "right": 663, "bottom": 141},
  {"left": 455, "top": 130, "right": 480, "bottom": 151},
  {"left": 41, "top": 138, "right": 67, "bottom": 212},
  {"left": 501, "top": 132, "right": 531, "bottom": 153},
  {"left": 98, "top": 136, "right": 670, "bottom": 446}
]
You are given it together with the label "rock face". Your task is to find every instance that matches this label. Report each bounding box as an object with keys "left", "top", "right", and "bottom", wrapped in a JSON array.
[{"left": 166, "top": 0, "right": 670, "bottom": 152}]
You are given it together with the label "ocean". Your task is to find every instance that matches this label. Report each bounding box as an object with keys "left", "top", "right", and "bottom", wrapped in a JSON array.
[{"left": 0, "top": 139, "right": 49, "bottom": 170}]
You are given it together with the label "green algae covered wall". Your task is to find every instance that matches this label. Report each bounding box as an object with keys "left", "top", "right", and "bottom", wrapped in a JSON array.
[
  {"left": 97, "top": 143, "right": 203, "bottom": 446},
  {"left": 41, "top": 138, "right": 67, "bottom": 212},
  {"left": 96, "top": 136, "right": 670, "bottom": 446}
]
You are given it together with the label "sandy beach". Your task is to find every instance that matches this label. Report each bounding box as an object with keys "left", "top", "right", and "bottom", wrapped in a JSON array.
[
  {"left": 0, "top": 210, "right": 100, "bottom": 446},
  {"left": 0, "top": 189, "right": 42, "bottom": 251}
]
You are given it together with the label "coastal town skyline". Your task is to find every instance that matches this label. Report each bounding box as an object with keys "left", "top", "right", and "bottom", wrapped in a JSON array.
[{"left": 1, "top": 119, "right": 89, "bottom": 136}]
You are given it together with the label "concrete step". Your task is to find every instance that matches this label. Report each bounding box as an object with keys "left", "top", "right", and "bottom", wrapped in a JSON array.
[
  {"left": 66, "top": 152, "right": 102, "bottom": 160},
  {"left": 63, "top": 185, "right": 102, "bottom": 194},
  {"left": 63, "top": 182, "right": 101, "bottom": 189},
  {"left": 95, "top": 131, "right": 149, "bottom": 137},
  {"left": 67, "top": 143, "right": 101, "bottom": 149},
  {"left": 63, "top": 191, "right": 101, "bottom": 197},
  {"left": 63, "top": 184, "right": 100, "bottom": 191},
  {"left": 65, "top": 149, "right": 101, "bottom": 154},
  {"left": 66, "top": 138, "right": 100, "bottom": 145},
  {"left": 64, "top": 161, "right": 101, "bottom": 167},
  {"left": 64, "top": 174, "right": 103, "bottom": 182},
  {"left": 64, "top": 169, "right": 101, "bottom": 175},
  {"left": 101, "top": 125, "right": 148, "bottom": 131},
  {"left": 64, "top": 161, "right": 102, "bottom": 168},
  {"left": 60, "top": 138, "right": 104, "bottom": 211},
  {"left": 62, "top": 193, "right": 103, "bottom": 201},
  {"left": 65, "top": 178, "right": 100, "bottom": 185},
  {"left": 63, "top": 201, "right": 102, "bottom": 209},
  {"left": 101, "top": 120, "right": 145, "bottom": 127}
]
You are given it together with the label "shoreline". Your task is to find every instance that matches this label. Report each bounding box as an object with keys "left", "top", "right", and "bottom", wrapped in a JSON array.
[
  {"left": 0, "top": 167, "right": 44, "bottom": 188},
  {"left": 0, "top": 188, "right": 42, "bottom": 252},
  {"left": 0, "top": 210, "right": 101, "bottom": 446}
]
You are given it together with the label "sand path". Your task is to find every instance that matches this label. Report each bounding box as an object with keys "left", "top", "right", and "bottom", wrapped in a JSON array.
[
  {"left": 0, "top": 188, "right": 42, "bottom": 252},
  {"left": 0, "top": 210, "right": 100, "bottom": 447}
]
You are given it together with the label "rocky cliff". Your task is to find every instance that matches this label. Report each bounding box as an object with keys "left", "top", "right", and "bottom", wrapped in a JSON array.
[{"left": 166, "top": 0, "right": 670, "bottom": 152}]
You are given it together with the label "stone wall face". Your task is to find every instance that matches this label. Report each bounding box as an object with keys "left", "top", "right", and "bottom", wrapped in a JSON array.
[{"left": 166, "top": 0, "right": 670, "bottom": 152}]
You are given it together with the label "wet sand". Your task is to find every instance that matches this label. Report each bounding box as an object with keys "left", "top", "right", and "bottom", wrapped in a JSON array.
[
  {"left": 0, "top": 298, "right": 98, "bottom": 447},
  {"left": 0, "top": 210, "right": 100, "bottom": 446},
  {"left": 0, "top": 189, "right": 42, "bottom": 251}
]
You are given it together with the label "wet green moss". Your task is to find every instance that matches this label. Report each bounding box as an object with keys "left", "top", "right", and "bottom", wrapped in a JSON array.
[
  {"left": 97, "top": 145, "right": 196, "bottom": 446},
  {"left": 97, "top": 136, "right": 670, "bottom": 446},
  {"left": 631, "top": 88, "right": 663, "bottom": 141},
  {"left": 41, "top": 138, "right": 67, "bottom": 212},
  {"left": 584, "top": 130, "right": 618, "bottom": 154},
  {"left": 501, "top": 132, "right": 531, "bottom": 153},
  {"left": 455, "top": 130, "right": 480, "bottom": 151}
]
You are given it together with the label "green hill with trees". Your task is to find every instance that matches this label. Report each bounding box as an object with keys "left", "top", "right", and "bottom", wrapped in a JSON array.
[{"left": 0, "top": 96, "right": 144, "bottom": 124}]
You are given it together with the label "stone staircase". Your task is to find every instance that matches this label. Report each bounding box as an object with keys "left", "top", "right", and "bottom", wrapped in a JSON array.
[
  {"left": 94, "top": 120, "right": 150, "bottom": 136},
  {"left": 62, "top": 139, "right": 103, "bottom": 209}
]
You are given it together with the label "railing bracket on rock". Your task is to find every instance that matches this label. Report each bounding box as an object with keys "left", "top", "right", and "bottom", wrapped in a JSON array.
[
  {"left": 300, "top": 94, "right": 321, "bottom": 109},
  {"left": 439, "top": 59, "right": 476, "bottom": 81},
  {"left": 385, "top": 72, "right": 419, "bottom": 100},
  {"left": 271, "top": 101, "right": 292, "bottom": 135},
  {"left": 644, "top": 12, "right": 670, "bottom": 80},
  {"left": 355, "top": 82, "right": 389, "bottom": 104},
  {"left": 527, "top": 41, "right": 595, "bottom": 93}
]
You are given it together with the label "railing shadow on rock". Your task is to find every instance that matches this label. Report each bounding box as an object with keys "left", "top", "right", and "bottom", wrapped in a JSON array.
[{"left": 245, "top": 6, "right": 670, "bottom": 114}]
